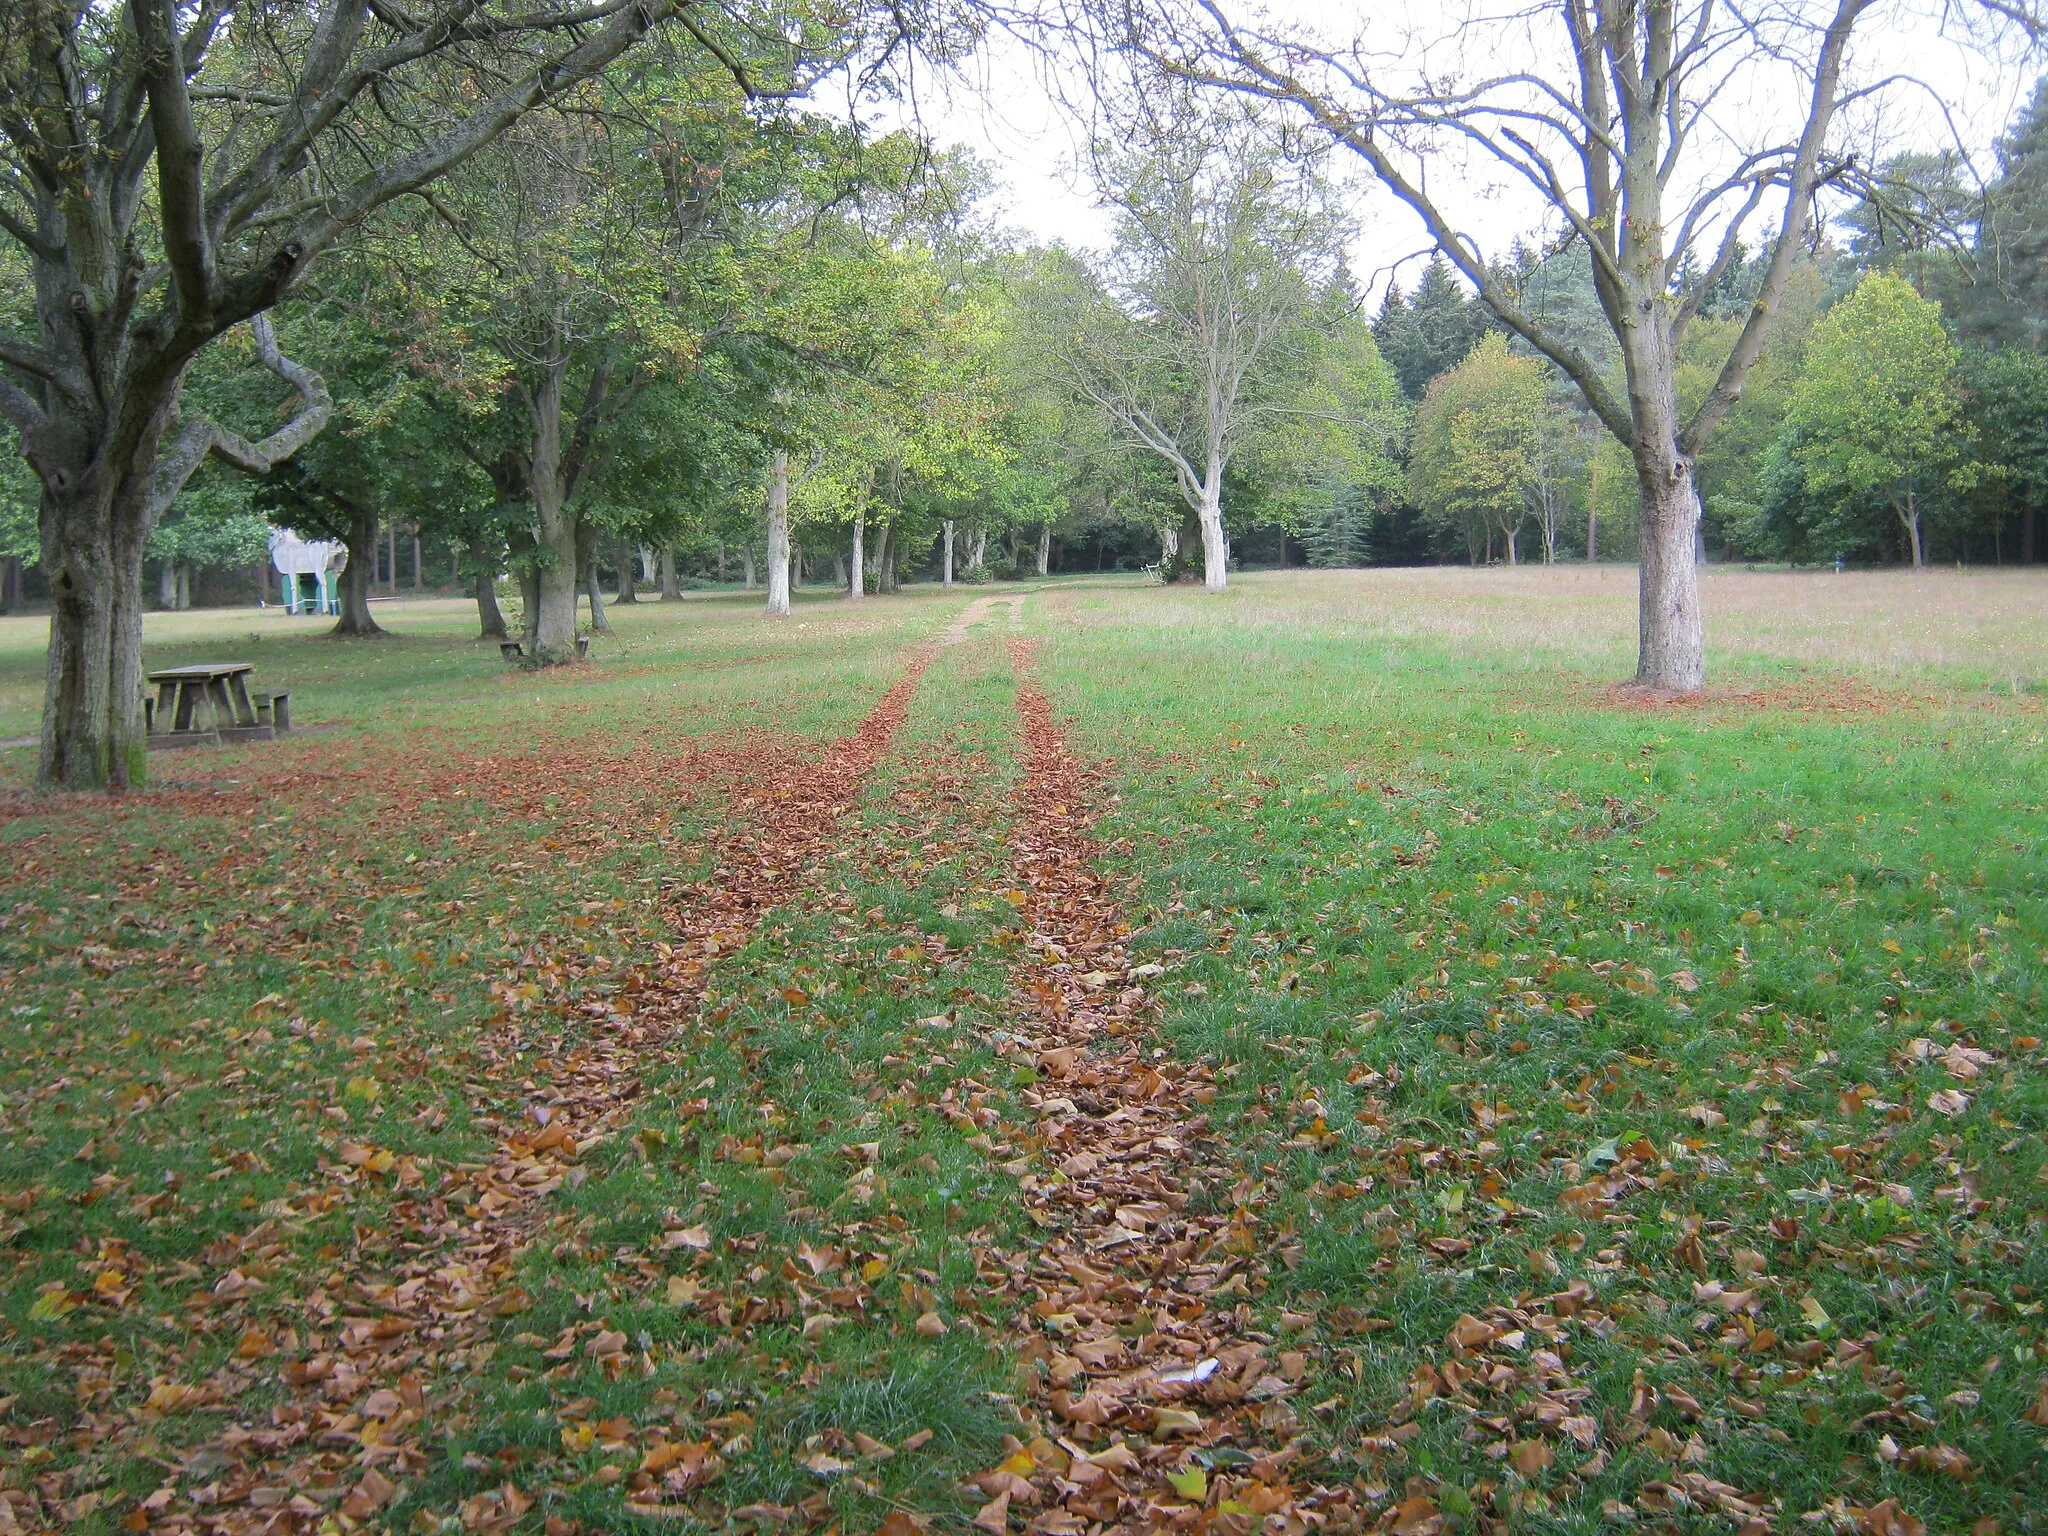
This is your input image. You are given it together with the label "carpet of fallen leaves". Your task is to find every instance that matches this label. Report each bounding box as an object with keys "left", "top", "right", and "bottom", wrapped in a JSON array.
[
  {"left": 0, "top": 641, "right": 946, "bottom": 1534},
  {"left": 7, "top": 596, "right": 2045, "bottom": 1536},
  {"left": 946, "top": 641, "right": 1364, "bottom": 1536}
]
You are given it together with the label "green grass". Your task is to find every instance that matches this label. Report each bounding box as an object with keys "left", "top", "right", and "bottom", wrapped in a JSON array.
[{"left": 2, "top": 567, "right": 2044, "bottom": 1534}]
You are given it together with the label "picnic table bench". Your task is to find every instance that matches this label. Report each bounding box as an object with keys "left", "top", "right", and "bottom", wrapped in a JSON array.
[{"left": 145, "top": 663, "right": 291, "bottom": 749}]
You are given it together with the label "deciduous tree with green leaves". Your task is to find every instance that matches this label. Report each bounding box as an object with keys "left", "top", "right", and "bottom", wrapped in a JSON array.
[
  {"left": 1409, "top": 334, "right": 1547, "bottom": 565},
  {"left": 1785, "top": 272, "right": 1973, "bottom": 569}
]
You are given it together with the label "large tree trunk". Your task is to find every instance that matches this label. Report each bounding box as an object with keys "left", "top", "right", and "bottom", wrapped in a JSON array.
[
  {"left": 471, "top": 539, "right": 508, "bottom": 640},
  {"left": 615, "top": 536, "right": 638, "bottom": 602},
  {"left": 157, "top": 561, "right": 178, "bottom": 609},
  {"left": 942, "top": 520, "right": 955, "bottom": 585},
  {"left": 1631, "top": 444, "right": 1706, "bottom": 692},
  {"left": 742, "top": 547, "right": 756, "bottom": 589},
  {"left": 40, "top": 479, "right": 154, "bottom": 792},
  {"left": 526, "top": 338, "right": 582, "bottom": 664},
  {"left": 765, "top": 448, "right": 791, "bottom": 617},
  {"left": 1037, "top": 523, "right": 1051, "bottom": 576},
  {"left": 848, "top": 506, "right": 865, "bottom": 600},
  {"left": 333, "top": 499, "right": 386, "bottom": 638},
  {"left": 1197, "top": 470, "right": 1228, "bottom": 591},
  {"left": 659, "top": 547, "right": 678, "bottom": 600}
]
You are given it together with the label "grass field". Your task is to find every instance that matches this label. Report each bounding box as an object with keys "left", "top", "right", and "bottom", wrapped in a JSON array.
[{"left": 1, "top": 567, "right": 2043, "bottom": 1536}]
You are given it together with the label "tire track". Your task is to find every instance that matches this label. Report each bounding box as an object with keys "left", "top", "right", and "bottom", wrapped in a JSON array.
[{"left": 974, "top": 640, "right": 1362, "bottom": 1535}]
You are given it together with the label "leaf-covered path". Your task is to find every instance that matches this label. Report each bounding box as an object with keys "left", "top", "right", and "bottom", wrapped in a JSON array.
[{"left": 957, "top": 642, "right": 1361, "bottom": 1535}]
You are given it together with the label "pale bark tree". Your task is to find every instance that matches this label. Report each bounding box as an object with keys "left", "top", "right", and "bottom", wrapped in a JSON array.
[
  {"left": 1146, "top": 0, "right": 2034, "bottom": 686},
  {"left": 943, "top": 518, "right": 956, "bottom": 583},
  {"left": 1036, "top": 522, "right": 1052, "bottom": 574},
  {"left": 1, "top": 0, "right": 699, "bottom": 788},
  {"left": 1055, "top": 88, "right": 1344, "bottom": 591},
  {"left": 765, "top": 448, "right": 792, "bottom": 616},
  {"left": 848, "top": 505, "right": 866, "bottom": 600}
]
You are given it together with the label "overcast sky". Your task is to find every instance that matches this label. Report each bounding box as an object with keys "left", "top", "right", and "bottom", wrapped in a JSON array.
[{"left": 850, "top": 1, "right": 2039, "bottom": 302}]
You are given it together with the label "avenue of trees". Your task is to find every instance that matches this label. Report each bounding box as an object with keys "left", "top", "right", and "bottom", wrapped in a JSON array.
[{"left": 6, "top": 0, "right": 2048, "bottom": 788}]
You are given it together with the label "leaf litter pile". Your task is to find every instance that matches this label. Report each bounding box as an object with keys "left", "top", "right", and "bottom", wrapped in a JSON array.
[{"left": 4, "top": 603, "right": 2046, "bottom": 1536}]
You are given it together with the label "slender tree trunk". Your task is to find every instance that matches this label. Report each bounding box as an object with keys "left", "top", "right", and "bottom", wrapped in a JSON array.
[
  {"left": 412, "top": 531, "right": 422, "bottom": 590},
  {"left": 790, "top": 540, "right": 802, "bottom": 593},
  {"left": 0, "top": 556, "right": 19, "bottom": 614},
  {"left": 177, "top": 563, "right": 192, "bottom": 608},
  {"left": 157, "top": 561, "right": 178, "bottom": 609},
  {"left": 1899, "top": 485, "right": 1925, "bottom": 569},
  {"left": 972, "top": 527, "right": 988, "bottom": 570},
  {"left": 333, "top": 499, "right": 386, "bottom": 638},
  {"left": 615, "top": 536, "right": 639, "bottom": 602},
  {"left": 580, "top": 527, "right": 612, "bottom": 635},
  {"left": 942, "top": 520, "right": 955, "bottom": 585},
  {"left": 873, "top": 522, "right": 893, "bottom": 594},
  {"left": 765, "top": 448, "right": 791, "bottom": 617},
  {"left": 386, "top": 524, "right": 398, "bottom": 593},
  {"left": 1197, "top": 470, "right": 1228, "bottom": 591},
  {"left": 1505, "top": 527, "right": 1518, "bottom": 566},
  {"left": 1037, "top": 523, "right": 1051, "bottom": 576},
  {"left": 471, "top": 539, "right": 508, "bottom": 640},
  {"left": 660, "top": 548, "right": 678, "bottom": 599},
  {"left": 848, "top": 506, "right": 865, "bottom": 600},
  {"left": 742, "top": 548, "right": 756, "bottom": 589},
  {"left": 714, "top": 542, "right": 726, "bottom": 582}
]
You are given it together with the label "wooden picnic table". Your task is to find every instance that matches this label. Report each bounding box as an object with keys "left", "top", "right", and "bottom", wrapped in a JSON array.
[{"left": 147, "top": 662, "right": 262, "bottom": 740}]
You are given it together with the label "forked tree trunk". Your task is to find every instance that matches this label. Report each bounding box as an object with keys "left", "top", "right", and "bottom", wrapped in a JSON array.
[
  {"left": 848, "top": 506, "right": 865, "bottom": 600},
  {"left": 471, "top": 539, "right": 508, "bottom": 640},
  {"left": 942, "top": 519, "right": 955, "bottom": 585},
  {"left": 1898, "top": 484, "right": 1925, "bottom": 569},
  {"left": 659, "top": 548, "right": 678, "bottom": 600},
  {"left": 333, "top": 499, "right": 386, "bottom": 638},
  {"left": 765, "top": 448, "right": 791, "bottom": 617},
  {"left": 1505, "top": 527, "right": 1518, "bottom": 566}
]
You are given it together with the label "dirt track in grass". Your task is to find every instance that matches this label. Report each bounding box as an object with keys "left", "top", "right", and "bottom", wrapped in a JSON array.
[{"left": 967, "top": 640, "right": 1365, "bottom": 1536}]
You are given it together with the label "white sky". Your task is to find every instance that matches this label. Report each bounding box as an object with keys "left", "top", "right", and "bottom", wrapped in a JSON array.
[{"left": 851, "top": 1, "right": 2038, "bottom": 303}]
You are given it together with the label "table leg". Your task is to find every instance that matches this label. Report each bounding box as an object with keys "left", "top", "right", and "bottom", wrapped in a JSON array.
[
  {"left": 227, "top": 673, "right": 257, "bottom": 727},
  {"left": 172, "top": 681, "right": 198, "bottom": 732},
  {"left": 206, "top": 678, "right": 235, "bottom": 732},
  {"left": 153, "top": 682, "right": 176, "bottom": 733}
]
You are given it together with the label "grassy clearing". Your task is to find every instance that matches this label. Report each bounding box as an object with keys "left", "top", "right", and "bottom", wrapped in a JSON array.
[
  {"left": 2, "top": 567, "right": 2044, "bottom": 1535},
  {"left": 1032, "top": 570, "right": 2048, "bottom": 1529}
]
